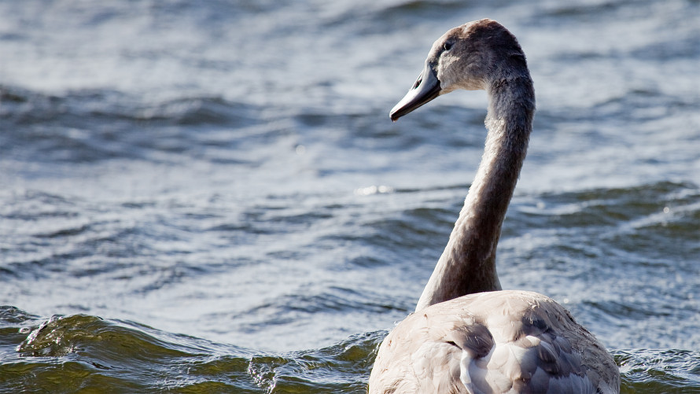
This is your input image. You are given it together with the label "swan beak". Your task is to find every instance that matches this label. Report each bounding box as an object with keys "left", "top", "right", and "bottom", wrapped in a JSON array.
[{"left": 390, "top": 61, "right": 441, "bottom": 121}]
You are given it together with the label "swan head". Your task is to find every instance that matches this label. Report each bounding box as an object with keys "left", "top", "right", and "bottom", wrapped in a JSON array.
[{"left": 390, "top": 19, "right": 529, "bottom": 121}]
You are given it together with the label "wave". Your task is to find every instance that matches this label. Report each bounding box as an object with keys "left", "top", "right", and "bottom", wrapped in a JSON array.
[
  {"left": 0, "top": 306, "right": 379, "bottom": 393},
  {"left": 3, "top": 306, "right": 700, "bottom": 392},
  {"left": 0, "top": 85, "right": 267, "bottom": 164}
]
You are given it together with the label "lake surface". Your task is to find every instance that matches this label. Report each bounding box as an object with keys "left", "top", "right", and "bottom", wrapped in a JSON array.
[{"left": 1, "top": 0, "right": 699, "bottom": 392}]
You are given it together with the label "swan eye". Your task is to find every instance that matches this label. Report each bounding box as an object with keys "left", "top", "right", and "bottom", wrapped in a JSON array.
[{"left": 443, "top": 42, "right": 453, "bottom": 51}]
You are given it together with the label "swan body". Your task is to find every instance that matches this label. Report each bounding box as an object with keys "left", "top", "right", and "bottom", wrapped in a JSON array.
[
  {"left": 370, "top": 291, "right": 617, "bottom": 393},
  {"left": 369, "top": 19, "right": 619, "bottom": 393}
]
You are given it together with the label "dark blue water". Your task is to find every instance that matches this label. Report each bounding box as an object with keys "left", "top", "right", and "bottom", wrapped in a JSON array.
[{"left": 1, "top": 0, "right": 699, "bottom": 392}]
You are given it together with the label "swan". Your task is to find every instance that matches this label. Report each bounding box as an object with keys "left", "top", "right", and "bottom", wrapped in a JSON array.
[{"left": 368, "top": 19, "right": 619, "bottom": 393}]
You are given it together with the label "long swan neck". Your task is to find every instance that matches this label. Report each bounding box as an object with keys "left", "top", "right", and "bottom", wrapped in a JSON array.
[{"left": 415, "top": 75, "right": 535, "bottom": 312}]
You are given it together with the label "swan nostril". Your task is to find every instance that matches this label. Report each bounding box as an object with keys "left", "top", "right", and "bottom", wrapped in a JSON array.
[{"left": 412, "top": 76, "right": 423, "bottom": 89}]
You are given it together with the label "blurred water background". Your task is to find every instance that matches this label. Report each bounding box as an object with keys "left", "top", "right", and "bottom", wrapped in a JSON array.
[{"left": 1, "top": 0, "right": 699, "bottom": 392}]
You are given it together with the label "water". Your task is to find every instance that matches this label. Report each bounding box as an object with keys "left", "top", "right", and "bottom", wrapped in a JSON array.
[{"left": 1, "top": 0, "right": 699, "bottom": 392}]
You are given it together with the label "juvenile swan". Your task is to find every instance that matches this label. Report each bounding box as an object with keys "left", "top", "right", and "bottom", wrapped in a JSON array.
[{"left": 368, "top": 19, "right": 619, "bottom": 393}]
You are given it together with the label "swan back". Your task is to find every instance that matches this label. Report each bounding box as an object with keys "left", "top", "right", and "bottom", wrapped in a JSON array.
[{"left": 369, "top": 291, "right": 619, "bottom": 394}]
